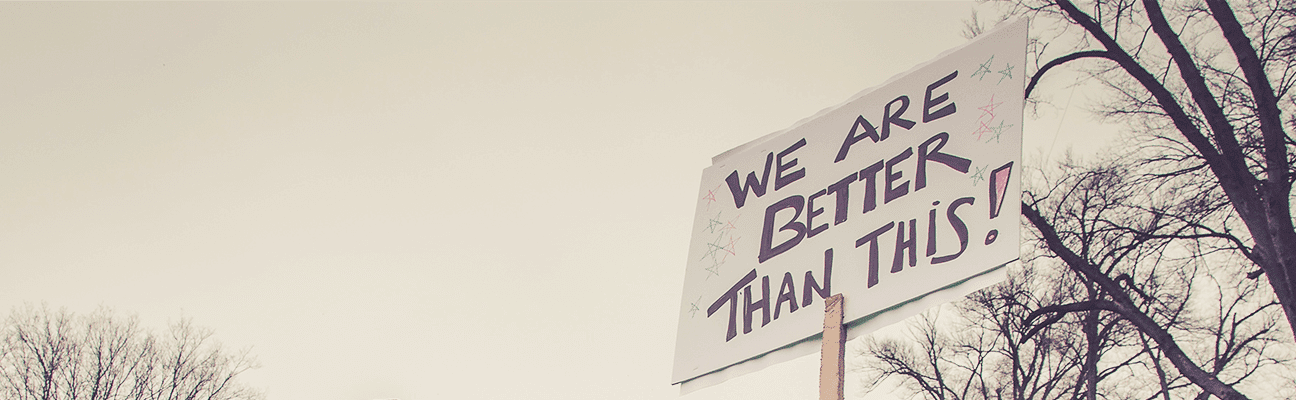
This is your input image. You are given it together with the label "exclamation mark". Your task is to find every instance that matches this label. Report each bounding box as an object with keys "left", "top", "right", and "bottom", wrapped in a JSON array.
[{"left": 984, "top": 161, "right": 1013, "bottom": 245}]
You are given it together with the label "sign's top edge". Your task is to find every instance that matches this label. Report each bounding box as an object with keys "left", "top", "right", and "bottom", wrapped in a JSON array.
[{"left": 709, "top": 17, "right": 1026, "bottom": 167}]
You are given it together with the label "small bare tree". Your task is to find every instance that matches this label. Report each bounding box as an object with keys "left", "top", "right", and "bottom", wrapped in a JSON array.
[{"left": 0, "top": 304, "right": 263, "bottom": 400}]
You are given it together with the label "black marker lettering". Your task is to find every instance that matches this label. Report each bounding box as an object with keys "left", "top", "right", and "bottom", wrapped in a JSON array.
[
  {"left": 884, "top": 148, "right": 913, "bottom": 204},
  {"left": 926, "top": 201, "right": 940, "bottom": 257},
  {"left": 707, "top": 269, "right": 757, "bottom": 342},
  {"left": 859, "top": 160, "right": 884, "bottom": 214},
  {"left": 932, "top": 197, "right": 975, "bottom": 264},
  {"left": 775, "top": 138, "right": 807, "bottom": 191},
  {"left": 923, "top": 71, "right": 958, "bottom": 123},
  {"left": 917, "top": 132, "right": 971, "bottom": 190},
  {"left": 882, "top": 96, "right": 916, "bottom": 139},
  {"left": 803, "top": 249, "right": 834, "bottom": 307},
  {"left": 725, "top": 152, "right": 774, "bottom": 208},
  {"left": 826, "top": 173, "right": 857, "bottom": 225},
  {"left": 806, "top": 189, "right": 829, "bottom": 238},
  {"left": 892, "top": 219, "right": 917, "bottom": 273},
  {"left": 774, "top": 272, "right": 799, "bottom": 319},
  {"left": 759, "top": 196, "right": 806, "bottom": 263},
  {"left": 835, "top": 115, "right": 881, "bottom": 162},
  {"left": 856, "top": 222, "right": 895, "bottom": 288},
  {"left": 743, "top": 275, "right": 771, "bottom": 334}
]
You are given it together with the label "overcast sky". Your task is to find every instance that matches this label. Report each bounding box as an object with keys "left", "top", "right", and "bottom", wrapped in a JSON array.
[{"left": 0, "top": 2, "right": 1114, "bottom": 400}]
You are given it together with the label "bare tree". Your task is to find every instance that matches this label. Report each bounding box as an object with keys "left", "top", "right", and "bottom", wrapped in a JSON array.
[
  {"left": 1019, "top": 156, "right": 1293, "bottom": 400},
  {"left": 0, "top": 304, "right": 263, "bottom": 400},
  {"left": 858, "top": 265, "right": 1115, "bottom": 400},
  {"left": 985, "top": 0, "right": 1296, "bottom": 337},
  {"left": 879, "top": 1, "right": 1296, "bottom": 399},
  {"left": 857, "top": 157, "right": 1294, "bottom": 400}
]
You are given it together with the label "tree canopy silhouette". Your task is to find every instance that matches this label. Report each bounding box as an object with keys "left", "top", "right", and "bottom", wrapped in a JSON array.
[{"left": 0, "top": 305, "right": 263, "bottom": 400}]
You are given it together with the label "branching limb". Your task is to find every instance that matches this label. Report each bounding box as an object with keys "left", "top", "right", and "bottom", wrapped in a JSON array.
[
  {"left": 1025, "top": 50, "right": 1113, "bottom": 98},
  {"left": 1023, "top": 201, "right": 1252, "bottom": 400}
]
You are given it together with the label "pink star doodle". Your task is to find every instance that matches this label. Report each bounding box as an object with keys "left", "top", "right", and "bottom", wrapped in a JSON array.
[
  {"left": 701, "top": 184, "right": 723, "bottom": 210},
  {"left": 721, "top": 235, "right": 740, "bottom": 258},
  {"left": 972, "top": 119, "right": 993, "bottom": 140},
  {"left": 977, "top": 94, "right": 1003, "bottom": 119},
  {"left": 721, "top": 213, "right": 740, "bottom": 232},
  {"left": 972, "top": 94, "right": 1004, "bottom": 140}
]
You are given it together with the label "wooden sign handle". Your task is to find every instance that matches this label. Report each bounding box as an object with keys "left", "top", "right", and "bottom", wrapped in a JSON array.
[{"left": 820, "top": 294, "right": 845, "bottom": 400}]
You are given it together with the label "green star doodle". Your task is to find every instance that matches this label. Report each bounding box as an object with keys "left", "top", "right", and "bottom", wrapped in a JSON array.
[
  {"left": 997, "top": 63, "right": 1015, "bottom": 84},
  {"left": 970, "top": 165, "right": 988, "bottom": 186},
  {"left": 688, "top": 296, "right": 702, "bottom": 318},
  {"left": 704, "top": 258, "right": 724, "bottom": 278},
  {"left": 971, "top": 55, "right": 995, "bottom": 80},
  {"left": 704, "top": 213, "right": 725, "bottom": 233},
  {"left": 987, "top": 120, "right": 1014, "bottom": 143},
  {"left": 700, "top": 234, "right": 727, "bottom": 261},
  {"left": 703, "top": 230, "right": 740, "bottom": 260}
]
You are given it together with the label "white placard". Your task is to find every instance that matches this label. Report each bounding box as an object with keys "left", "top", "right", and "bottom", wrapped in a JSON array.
[{"left": 673, "top": 19, "right": 1027, "bottom": 386}]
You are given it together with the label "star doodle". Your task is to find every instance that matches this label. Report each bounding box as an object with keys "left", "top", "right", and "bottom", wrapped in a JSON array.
[
  {"left": 997, "top": 63, "right": 1015, "bottom": 84},
  {"left": 970, "top": 165, "right": 988, "bottom": 186},
  {"left": 701, "top": 184, "right": 723, "bottom": 210},
  {"left": 971, "top": 55, "right": 996, "bottom": 80},
  {"left": 704, "top": 258, "right": 724, "bottom": 278},
  {"left": 971, "top": 94, "right": 1004, "bottom": 140},
  {"left": 977, "top": 94, "right": 1003, "bottom": 118},
  {"left": 688, "top": 296, "right": 703, "bottom": 318},
  {"left": 972, "top": 120, "right": 993, "bottom": 140},
  {"left": 721, "top": 213, "right": 741, "bottom": 232},
  {"left": 721, "top": 235, "right": 740, "bottom": 257},
  {"left": 703, "top": 212, "right": 725, "bottom": 234},
  {"left": 700, "top": 233, "right": 728, "bottom": 261},
  {"left": 987, "top": 120, "right": 1014, "bottom": 143}
]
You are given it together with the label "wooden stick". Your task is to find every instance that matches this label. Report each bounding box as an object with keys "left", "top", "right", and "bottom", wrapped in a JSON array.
[{"left": 820, "top": 294, "right": 845, "bottom": 400}]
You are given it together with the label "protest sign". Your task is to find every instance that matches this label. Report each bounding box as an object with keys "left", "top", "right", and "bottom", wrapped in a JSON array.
[{"left": 673, "top": 19, "right": 1027, "bottom": 387}]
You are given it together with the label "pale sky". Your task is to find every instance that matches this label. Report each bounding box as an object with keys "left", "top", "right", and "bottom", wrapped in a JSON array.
[{"left": 0, "top": 2, "right": 1113, "bottom": 400}]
